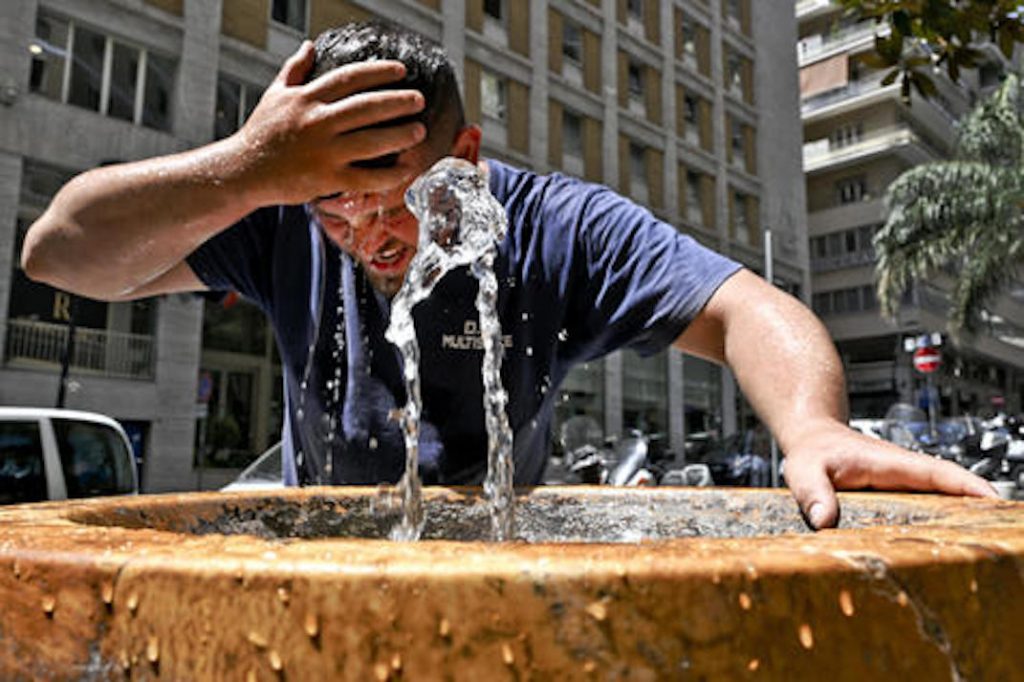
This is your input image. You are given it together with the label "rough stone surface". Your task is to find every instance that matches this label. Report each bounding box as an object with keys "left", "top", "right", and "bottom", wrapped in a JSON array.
[{"left": 0, "top": 487, "right": 1022, "bottom": 680}]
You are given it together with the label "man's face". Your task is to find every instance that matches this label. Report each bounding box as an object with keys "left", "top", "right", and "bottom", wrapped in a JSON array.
[{"left": 309, "top": 140, "right": 448, "bottom": 297}]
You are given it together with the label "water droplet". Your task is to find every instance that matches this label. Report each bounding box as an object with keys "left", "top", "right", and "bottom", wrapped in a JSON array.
[
  {"left": 738, "top": 592, "right": 752, "bottom": 610},
  {"left": 248, "top": 631, "right": 268, "bottom": 649},
  {"left": 304, "top": 612, "right": 320, "bottom": 638},
  {"left": 41, "top": 595, "right": 56, "bottom": 616},
  {"left": 101, "top": 581, "right": 114, "bottom": 606},
  {"left": 268, "top": 650, "right": 283, "bottom": 672},
  {"left": 501, "top": 642, "right": 515, "bottom": 666},
  {"left": 521, "top": 312, "right": 529, "bottom": 322},
  {"left": 127, "top": 592, "right": 139, "bottom": 614},
  {"left": 798, "top": 623, "right": 814, "bottom": 649},
  {"left": 558, "top": 328, "right": 569, "bottom": 342},
  {"left": 373, "top": 662, "right": 390, "bottom": 681},
  {"left": 969, "top": 578, "right": 978, "bottom": 594},
  {"left": 119, "top": 650, "right": 131, "bottom": 671},
  {"left": 277, "top": 587, "right": 290, "bottom": 604},
  {"left": 245, "top": 669, "right": 258, "bottom": 682},
  {"left": 585, "top": 600, "right": 608, "bottom": 622},
  {"left": 839, "top": 589, "right": 854, "bottom": 616},
  {"left": 369, "top": 437, "right": 378, "bottom": 450},
  {"left": 747, "top": 658, "right": 760, "bottom": 671},
  {"left": 438, "top": 617, "right": 451, "bottom": 638},
  {"left": 525, "top": 346, "right": 533, "bottom": 357},
  {"left": 583, "top": 660, "right": 597, "bottom": 673},
  {"left": 391, "top": 653, "right": 402, "bottom": 671},
  {"left": 896, "top": 590, "right": 909, "bottom": 607},
  {"left": 146, "top": 635, "right": 160, "bottom": 664}
]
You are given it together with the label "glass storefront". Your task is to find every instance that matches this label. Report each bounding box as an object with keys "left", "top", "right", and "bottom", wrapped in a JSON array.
[{"left": 622, "top": 350, "right": 669, "bottom": 437}]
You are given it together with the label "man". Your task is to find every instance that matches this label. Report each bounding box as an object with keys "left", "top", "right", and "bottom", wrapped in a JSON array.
[{"left": 22, "top": 21, "right": 995, "bottom": 529}]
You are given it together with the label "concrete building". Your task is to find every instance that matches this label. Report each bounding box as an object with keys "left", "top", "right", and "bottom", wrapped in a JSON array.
[
  {"left": 796, "top": 0, "right": 1024, "bottom": 417},
  {"left": 0, "top": 0, "right": 807, "bottom": 490}
]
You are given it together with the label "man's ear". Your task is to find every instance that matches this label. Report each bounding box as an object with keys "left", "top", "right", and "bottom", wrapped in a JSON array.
[{"left": 451, "top": 125, "right": 482, "bottom": 164}]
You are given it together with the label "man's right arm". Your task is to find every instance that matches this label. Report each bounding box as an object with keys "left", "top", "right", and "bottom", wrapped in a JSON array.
[{"left": 22, "top": 41, "right": 427, "bottom": 301}]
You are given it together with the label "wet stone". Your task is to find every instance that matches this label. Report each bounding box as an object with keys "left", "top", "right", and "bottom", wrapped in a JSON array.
[{"left": 71, "top": 490, "right": 946, "bottom": 543}]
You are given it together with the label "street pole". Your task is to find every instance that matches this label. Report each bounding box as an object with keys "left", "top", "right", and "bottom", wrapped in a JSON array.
[{"left": 764, "top": 228, "right": 780, "bottom": 488}]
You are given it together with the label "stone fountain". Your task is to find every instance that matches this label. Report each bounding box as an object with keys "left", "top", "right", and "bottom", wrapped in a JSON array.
[{"left": 1, "top": 486, "right": 1022, "bottom": 680}]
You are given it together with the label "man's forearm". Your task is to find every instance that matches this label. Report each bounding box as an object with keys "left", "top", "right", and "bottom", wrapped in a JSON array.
[
  {"left": 721, "top": 275, "right": 849, "bottom": 453},
  {"left": 676, "top": 270, "right": 849, "bottom": 452},
  {"left": 22, "top": 136, "right": 259, "bottom": 301}
]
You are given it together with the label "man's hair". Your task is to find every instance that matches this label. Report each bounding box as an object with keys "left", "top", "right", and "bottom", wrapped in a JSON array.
[{"left": 309, "top": 20, "right": 465, "bottom": 166}]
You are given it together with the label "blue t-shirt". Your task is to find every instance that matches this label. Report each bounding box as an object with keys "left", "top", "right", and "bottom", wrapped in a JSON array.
[{"left": 186, "top": 160, "right": 741, "bottom": 486}]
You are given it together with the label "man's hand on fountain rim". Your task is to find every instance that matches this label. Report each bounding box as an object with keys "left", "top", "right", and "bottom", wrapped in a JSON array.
[{"left": 780, "top": 419, "right": 1000, "bottom": 530}]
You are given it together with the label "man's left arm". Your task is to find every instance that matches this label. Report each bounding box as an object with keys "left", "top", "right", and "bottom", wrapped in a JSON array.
[{"left": 675, "top": 269, "right": 997, "bottom": 529}]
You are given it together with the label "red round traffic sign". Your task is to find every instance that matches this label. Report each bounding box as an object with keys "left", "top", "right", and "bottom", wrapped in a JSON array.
[{"left": 913, "top": 347, "right": 942, "bottom": 374}]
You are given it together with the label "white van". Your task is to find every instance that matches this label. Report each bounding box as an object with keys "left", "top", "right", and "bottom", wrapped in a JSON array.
[{"left": 0, "top": 408, "right": 139, "bottom": 505}]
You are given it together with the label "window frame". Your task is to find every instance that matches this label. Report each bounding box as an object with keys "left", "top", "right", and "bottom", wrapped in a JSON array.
[
  {"left": 30, "top": 12, "right": 175, "bottom": 132},
  {"left": 269, "top": 0, "right": 308, "bottom": 34}
]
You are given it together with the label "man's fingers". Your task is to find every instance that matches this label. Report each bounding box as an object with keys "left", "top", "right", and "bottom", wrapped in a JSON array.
[
  {"left": 319, "top": 90, "right": 425, "bottom": 134},
  {"left": 783, "top": 457, "right": 839, "bottom": 530},
  {"left": 306, "top": 60, "right": 410, "bottom": 102},
  {"left": 334, "top": 122, "right": 426, "bottom": 164},
  {"left": 857, "top": 447, "right": 999, "bottom": 498},
  {"left": 278, "top": 40, "right": 314, "bottom": 87}
]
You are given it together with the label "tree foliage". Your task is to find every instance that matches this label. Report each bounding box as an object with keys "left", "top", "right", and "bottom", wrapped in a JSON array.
[
  {"left": 874, "top": 74, "right": 1024, "bottom": 332},
  {"left": 838, "top": 1, "right": 1024, "bottom": 100}
]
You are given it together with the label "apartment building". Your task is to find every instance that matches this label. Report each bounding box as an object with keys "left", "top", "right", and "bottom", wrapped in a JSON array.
[
  {"left": 0, "top": 0, "right": 807, "bottom": 490},
  {"left": 797, "top": 0, "right": 1024, "bottom": 417}
]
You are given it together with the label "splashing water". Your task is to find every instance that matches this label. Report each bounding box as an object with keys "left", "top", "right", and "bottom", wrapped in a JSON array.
[{"left": 386, "top": 157, "right": 515, "bottom": 541}]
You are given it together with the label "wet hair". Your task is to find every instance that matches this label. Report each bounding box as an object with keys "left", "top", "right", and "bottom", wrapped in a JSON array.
[{"left": 309, "top": 20, "right": 465, "bottom": 168}]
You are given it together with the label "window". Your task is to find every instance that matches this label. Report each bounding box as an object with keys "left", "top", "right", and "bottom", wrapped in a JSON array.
[
  {"left": 733, "top": 191, "right": 749, "bottom": 243},
  {"left": 215, "top": 75, "right": 262, "bottom": 140},
  {"left": 730, "top": 118, "right": 745, "bottom": 165},
  {"left": 29, "top": 14, "right": 176, "bottom": 132},
  {"left": 814, "top": 286, "right": 877, "bottom": 317},
  {"left": 481, "top": 70, "right": 507, "bottom": 121},
  {"left": 836, "top": 176, "right": 868, "bottom": 205},
  {"left": 630, "top": 142, "right": 648, "bottom": 205},
  {"left": 563, "top": 109, "right": 584, "bottom": 171},
  {"left": 683, "top": 95, "right": 698, "bottom": 126},
  {"left": 484, "top": 0, "right": 504, "bottom": 21},
  {"left": 562, "top": 21, "right": 582, "bottom": 64},
  {"left": 726, "top": 51, "right": 744, "bottom": 96},
  {"left": 0, "top": 421, "right": 47, "bottom": 505},
  {"left": 685, "top": 170, "right": 702, "bottom": 224},
  {"left": 627, "top": 0, "right": 644, "bottom": 21},
  {"left": 627, "top": 61, "right": 643, "bottom": 98},
  {"left": 681, "top": 15, "right": 697, "bottom": 58},
  {"left": 53, "top": 419, "right": 135, "bottom": 498},
  {"left": 29, "top": 15, "right": 68, "bottom": 100},
  {"left": 271, "top": 0, "right": 306, "bottom": 32}
]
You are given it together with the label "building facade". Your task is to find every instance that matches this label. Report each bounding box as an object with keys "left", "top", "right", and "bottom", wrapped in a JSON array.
[
  {"left": 797, "top": 0, "right": 1024, "bottom": 418},
  {"left": 0, "top": 0, "right": 807, "bottom": 490}
]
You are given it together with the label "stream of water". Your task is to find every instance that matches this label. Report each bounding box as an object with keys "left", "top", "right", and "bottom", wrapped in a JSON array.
[{"left": 386, "top": 157, "right": 515, "bottom": 541}]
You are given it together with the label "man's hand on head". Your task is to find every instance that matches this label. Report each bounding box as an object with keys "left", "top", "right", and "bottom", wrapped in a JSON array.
[
  {"left": 230, "top": 41, "right": 427, "bottom": 206},
  {"left": 781, "top": 419, "right": 999, "bottom": 530}
]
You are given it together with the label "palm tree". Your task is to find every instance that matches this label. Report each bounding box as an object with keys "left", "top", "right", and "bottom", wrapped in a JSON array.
[{"left": 874, "top": 73, "right": 1024, "bottom": 332}]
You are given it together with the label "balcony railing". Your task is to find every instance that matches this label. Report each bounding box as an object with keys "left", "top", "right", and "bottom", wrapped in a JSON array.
[
  {"left": 3, "top": 319, "right": 155, "bottom": 379},
  {"left": 798, "top": 20, "right": 882, "bottom": 64},
  {"left": 811, "top": 248, "right": 876, "bottom": 273}
]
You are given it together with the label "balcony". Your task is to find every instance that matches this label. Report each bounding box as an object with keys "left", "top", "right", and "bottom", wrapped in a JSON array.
[
  {"left": 3, "top": 319, "right": 155, "bottom": 380},
  {"left": 803, "top": 125, "right": 942, "bottom": 174},
  {"left": 798, "top": 20, "right": 882, "bottom": 66},
  {"left": 811, "top": 248, "right": 876, "bottom": 273},
  {"left": 796, "top": 0, "right": 837, "bottom": 20}
]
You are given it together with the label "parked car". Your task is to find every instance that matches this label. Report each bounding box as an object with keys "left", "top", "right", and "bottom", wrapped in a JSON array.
[
  {"left": 221, "top": 442, "right": 284, "bottom": 492},
  {"left": 0, "top": 408, "right": 138, "bottom": 505}
]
